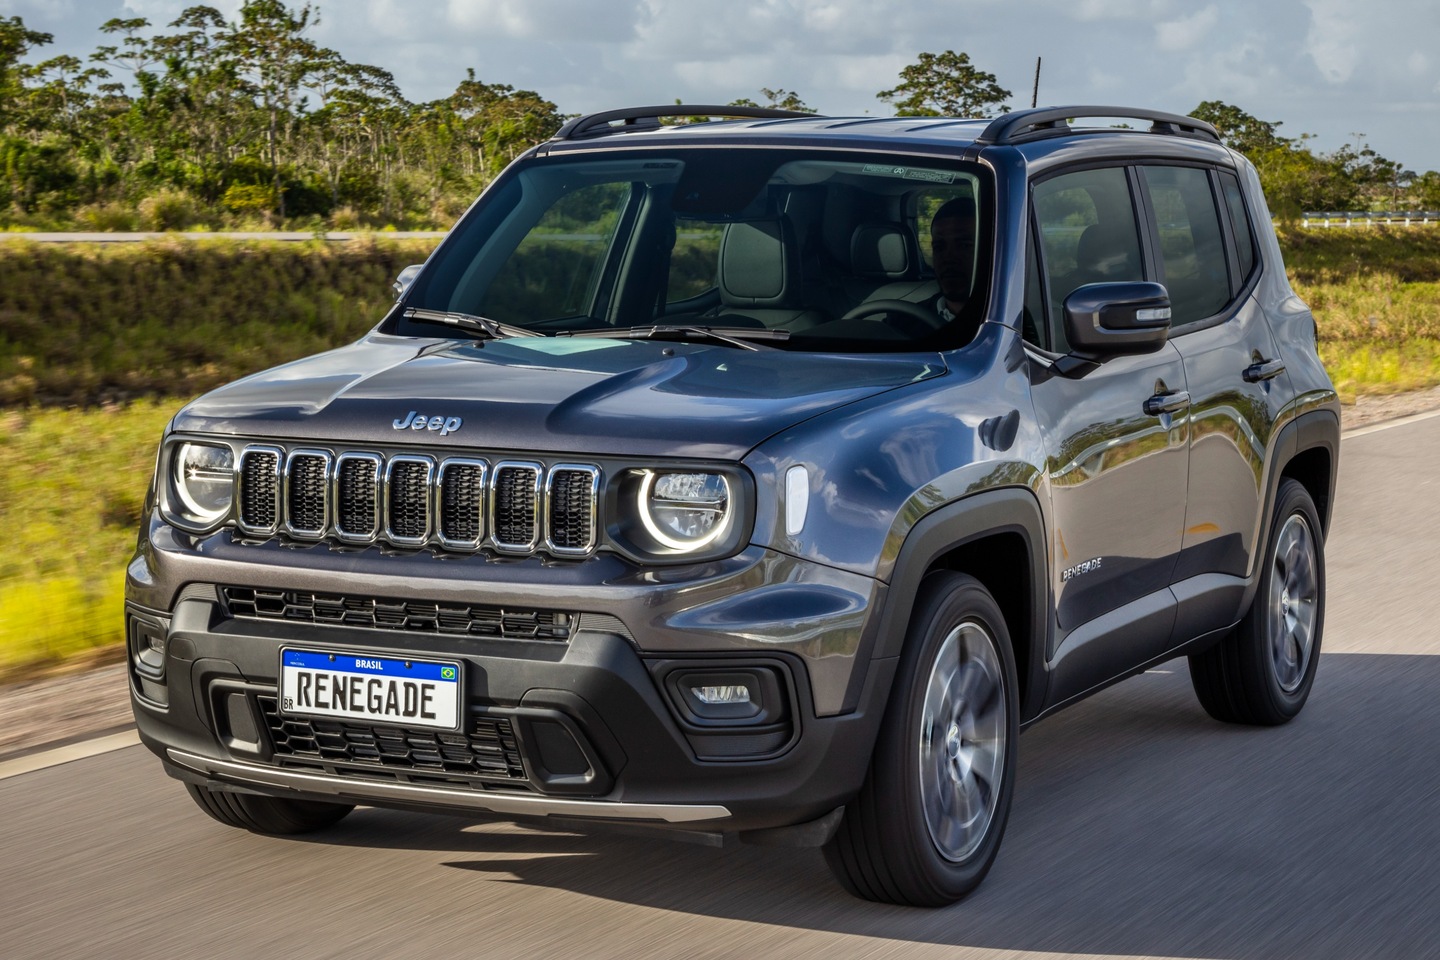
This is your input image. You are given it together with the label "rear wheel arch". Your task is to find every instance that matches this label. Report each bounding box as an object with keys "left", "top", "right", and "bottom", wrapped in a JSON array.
[{"left": 1281, "top": 443, "right": 1335, "bottom": 534}]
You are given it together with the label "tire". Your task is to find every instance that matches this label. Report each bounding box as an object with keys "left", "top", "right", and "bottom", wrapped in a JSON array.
[
  {"left": 1189, "top": 478, "right": 1325, "bottom": 725},
  {"left": 185, "top": 783, "right": 354, "bottom": 835},
  {"left": 823, "top": 571, "right": 1019, "bottom": 906}
]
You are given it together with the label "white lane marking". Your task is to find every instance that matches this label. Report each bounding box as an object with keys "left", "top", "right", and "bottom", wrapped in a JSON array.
[
  {"left": 0, "top": 730, "right": 140, "bottom": 781},
  {"left": 1342, "top": 407, "right": 1440, "bottom": 439}
]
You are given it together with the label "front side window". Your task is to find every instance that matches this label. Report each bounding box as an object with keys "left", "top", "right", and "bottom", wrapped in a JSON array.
[
  {"left": 1032, "top": 167, "right": 1144, "bottom": 350},
  {"left": 479, "top": 182, "right": 632, "bottom": 322},
  {"left": 395, "top": 150, "right": 993, "bottom": 353}
]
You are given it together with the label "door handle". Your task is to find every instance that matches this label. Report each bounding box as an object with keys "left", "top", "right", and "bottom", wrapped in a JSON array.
[
  {"left": 1143, "top": 390, "right": 1191, "bottom": 416},
  {"left": 1243, "top": 359, "right": 1287, "bottom": 383}
]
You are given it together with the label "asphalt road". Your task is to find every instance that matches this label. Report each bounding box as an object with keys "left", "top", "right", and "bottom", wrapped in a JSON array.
[{"left": 3, "top": 413, "right": 1438, "bottom": 960}]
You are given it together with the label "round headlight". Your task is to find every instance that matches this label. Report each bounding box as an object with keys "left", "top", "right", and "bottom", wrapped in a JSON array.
[
  {"left": 169, "top": 442, "right": 234, "bottom": 528},
  {"left": 637, "top": 471, "right": 732, "bottom": 551}
]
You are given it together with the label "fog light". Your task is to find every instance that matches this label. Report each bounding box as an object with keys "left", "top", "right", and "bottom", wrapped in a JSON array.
[
  {"left": 128, "top": 614, "right": 168, "bottom": 678},
  {"left": 692, "top": 684, "right": 752, "bottom": 705}
]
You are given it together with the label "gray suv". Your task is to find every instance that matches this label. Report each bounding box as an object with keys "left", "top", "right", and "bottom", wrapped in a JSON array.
[{"left": 127, "top": 105, "right": 1339, "bottom": 906}]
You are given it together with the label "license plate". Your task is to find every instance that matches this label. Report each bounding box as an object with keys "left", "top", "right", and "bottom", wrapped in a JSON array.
[{"left": 279, "top": 649, "right": 461, "bottom": 731}]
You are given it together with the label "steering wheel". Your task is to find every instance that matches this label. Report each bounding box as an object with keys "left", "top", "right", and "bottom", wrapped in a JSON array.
[{"left": 838, "top": 298, "right": 944, "bottom": 336}]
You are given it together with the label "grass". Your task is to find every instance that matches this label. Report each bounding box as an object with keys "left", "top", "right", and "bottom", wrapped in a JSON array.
[
  {"left": 0, "top": 401, "right": 175, "bottom": 679},
  {"left": 1, "top": 227, "right": 1438, "bottom": 679},
  {"left": 0, "top": 236, "right": 440, "bottom": 405}
]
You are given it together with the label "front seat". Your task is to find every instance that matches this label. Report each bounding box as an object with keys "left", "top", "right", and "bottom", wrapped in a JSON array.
[{"left": 712, "top": 218, "right": 826, "bottom": 329}]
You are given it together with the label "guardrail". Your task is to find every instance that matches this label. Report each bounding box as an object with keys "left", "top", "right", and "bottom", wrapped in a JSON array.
[
  {"left": 1302, "top": 212, "right": 1440, "bottom": 228},
  {"left": 0, "top": 231, "right": 449, "bottom": 243}
]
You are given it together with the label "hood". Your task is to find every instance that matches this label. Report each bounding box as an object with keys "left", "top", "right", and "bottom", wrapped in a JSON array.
[{"left": 172, "top": 334, "right": 946, "bottom": 459}]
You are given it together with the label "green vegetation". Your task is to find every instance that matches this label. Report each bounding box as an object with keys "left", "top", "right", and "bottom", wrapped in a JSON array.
[
  {"left": 1282, "top": 226, "right": 1440, "bottom": 398},
  {"left": 0, "top": 236, "right": 438, "bottom": 404},
  {"left": 0, "top": 400, "right": 173, "bottom": 678}
]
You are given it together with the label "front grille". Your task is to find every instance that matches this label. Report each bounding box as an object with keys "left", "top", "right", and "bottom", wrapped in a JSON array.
[
  {"left": 335, "top": 455, "right": 380, "bottom": 539},
  {"left": 258, "top": 695, "right": 527, "bottom": 782},
  {"left": 386, "top": 458, "right": 432, "bottom": 542},
  {"left": 547, "top": 467, "right": 598, "bottom": 553},
  {"left": 232, "top": 443, "right": 601, "bottom": 558},
  {"left": 439, "top": 460, "right": 485, "bottom": 546},
  {"left": 238, "top": 448, "right": 280, "bottom": 532},
  {"left": 221, "top": 586, "right": 574, "bottom": 641},
  {"left": 286, "top": 452, "right": 329, "bottom": 536},
  {"left": 492, "top": 464, "right": 540, "bottom": 550}
]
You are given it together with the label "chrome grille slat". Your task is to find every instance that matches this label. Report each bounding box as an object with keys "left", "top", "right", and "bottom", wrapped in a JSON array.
[
  {"left": 491, "top": 462, "right": 542, "bottom": 553},
  {"left": 284, "top": 450, "right": 331, "bottom": 538},
  {"left": 546, "top": 465, "right": 600, "bottom": 555},
  {"left": 237, "top": 446, "right": 282, "bottom": 535},
  {"left": 334, "top": 454, "right": 382, "bottom": 541},
  {"left": 385, "top": 456, "right": 434, "bottom": 545},
  {"left": 232, "top": 446, "right": 599, "bottom": 558},
  {"left": 438, "top": 459, "right": 487, "bottom": 549}
]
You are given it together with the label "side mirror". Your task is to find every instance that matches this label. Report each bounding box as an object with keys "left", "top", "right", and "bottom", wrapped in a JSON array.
[
  {"left": 392, "top": 264, "right": 423, "bottom": 300},
  {"left": 1053, "top": 282, "right": 1171, "bottom": 376}
]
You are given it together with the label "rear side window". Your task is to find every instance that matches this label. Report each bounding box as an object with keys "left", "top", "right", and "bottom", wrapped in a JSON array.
[
  {"left": 1032, "top": 167, "right": 1144, "bottom": 350},
  {"left": 1140, "top": 166, "right": 1228, "bottom": 325},
  {"left": 1219, "top": 171, "right": 1256, "bottom": 281}
]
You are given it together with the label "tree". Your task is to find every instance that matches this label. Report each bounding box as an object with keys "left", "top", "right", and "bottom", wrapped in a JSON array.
[
  {"left": 1252, "top": 140, "right": 1360, "bottom": 221},
  {"left": 1190, "top": 101, "right": 1287, "bottom": 158},
  {"left": 730, "top": 88, "right": 816, "bottom": 113},
  {"left": 1412, "top": 171, "right": 1440, "bottom": 211},
  {"left": 877, "top": 50, "right": 1010, "bottom": 118},
  {"left": 219, "top": 0, "right": 328, "bottom": 218}
]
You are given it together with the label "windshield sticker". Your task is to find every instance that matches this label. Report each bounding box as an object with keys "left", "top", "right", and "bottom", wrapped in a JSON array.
[{"left": 862, "top": 163, "right": 956, "bottom": 184}]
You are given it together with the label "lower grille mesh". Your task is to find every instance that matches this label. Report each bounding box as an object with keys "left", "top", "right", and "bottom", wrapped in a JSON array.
[
  {"left": 221, "top": 587, "right": 573, "bottom": 641},
  {"left": 258, "top": 695, "right": 527, "bottom": 781}
]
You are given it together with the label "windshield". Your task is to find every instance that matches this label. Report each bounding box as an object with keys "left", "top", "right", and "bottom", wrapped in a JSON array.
[{"left": 393, "top": 148, "right": 993, "bottom": 353}]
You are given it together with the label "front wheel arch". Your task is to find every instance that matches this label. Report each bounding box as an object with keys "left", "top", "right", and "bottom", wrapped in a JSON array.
[{"left": 855, "top": 487, "right": 1049, "bottom": 723}]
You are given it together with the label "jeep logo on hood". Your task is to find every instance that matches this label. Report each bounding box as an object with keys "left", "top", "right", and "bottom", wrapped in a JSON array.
[{"left": 393, "top": 410, "right": 463, "bottom": 436}]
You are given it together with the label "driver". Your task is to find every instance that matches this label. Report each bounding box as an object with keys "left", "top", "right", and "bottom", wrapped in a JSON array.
[{"left": 928, "top": 196, "right": 981, "bottom": 344}]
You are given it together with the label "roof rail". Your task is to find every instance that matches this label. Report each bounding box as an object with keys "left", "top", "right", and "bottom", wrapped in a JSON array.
[
  {"left": 553, "top": 105, "right": 822, "bottom": 141},
  {"left": 975, "top": 106, "right": 1220, "bottom": 146}
]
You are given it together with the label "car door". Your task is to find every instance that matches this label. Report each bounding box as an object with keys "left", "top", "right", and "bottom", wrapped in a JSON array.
[
  {"left": 1137, "top": 165, "right": 1289, "bottom": 641},
  {"left": 1025, "top": 166, "right": 1190, "bottom": 701}
]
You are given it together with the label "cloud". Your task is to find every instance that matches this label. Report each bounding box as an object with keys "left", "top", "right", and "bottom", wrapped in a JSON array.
[
  {"left": 1304, "top": 0, "right": 1360, "bottom": 83},
  {"left": 441, "top": 0, "right": 643, "bottom": 42},
  {"left": 1070, "top": 0, "right": 1175, "bottom": 22},
  {"left": 1156, "top": 6, "right": 1218, "bottom": 51}
]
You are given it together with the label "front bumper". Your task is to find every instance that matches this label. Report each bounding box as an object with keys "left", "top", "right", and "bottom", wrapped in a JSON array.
[{"left": 126, "top": 519, "right": 895, "bottom": 833}]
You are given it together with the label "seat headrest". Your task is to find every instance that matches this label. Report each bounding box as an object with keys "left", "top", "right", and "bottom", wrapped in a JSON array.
[
  {"left": 718, "top": 219, "right": 793, "bottom": 306},
  {"left": 850, "top": 223, "right": 913, "bottom": 279}
]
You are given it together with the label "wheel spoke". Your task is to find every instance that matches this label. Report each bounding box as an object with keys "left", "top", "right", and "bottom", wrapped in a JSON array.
[
  {"left": 918, "top": 620, "right": 1008, "bottom": 863},
  {"left": 1268, "top": 513, "right": 1317, "bottom": 694}
]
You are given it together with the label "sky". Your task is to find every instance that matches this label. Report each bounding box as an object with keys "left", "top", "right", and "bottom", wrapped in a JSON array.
[{"left": 11, "top": 0, "right": 1440, "bottom": 173}]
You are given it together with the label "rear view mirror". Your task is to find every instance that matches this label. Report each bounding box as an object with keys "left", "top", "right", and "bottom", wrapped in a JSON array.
[
  {"left": 1063, "top": 281, "right": 1172, "bottom": 355},
  {"left": 392, "top": 264, "right": 423, "bottom": 300}
]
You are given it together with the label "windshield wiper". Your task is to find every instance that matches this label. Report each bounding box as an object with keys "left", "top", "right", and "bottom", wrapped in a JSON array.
[
  {"left": 403, "top": 307, "right": 540, "bottom": 339},
  {"left": 560, "top": 325, "right": 790, "bottom": 351}
]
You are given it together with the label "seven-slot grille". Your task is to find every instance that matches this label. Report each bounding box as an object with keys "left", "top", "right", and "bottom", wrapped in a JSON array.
[{"left": 237, "top": 445, "right": 600, "bottom": 557}]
